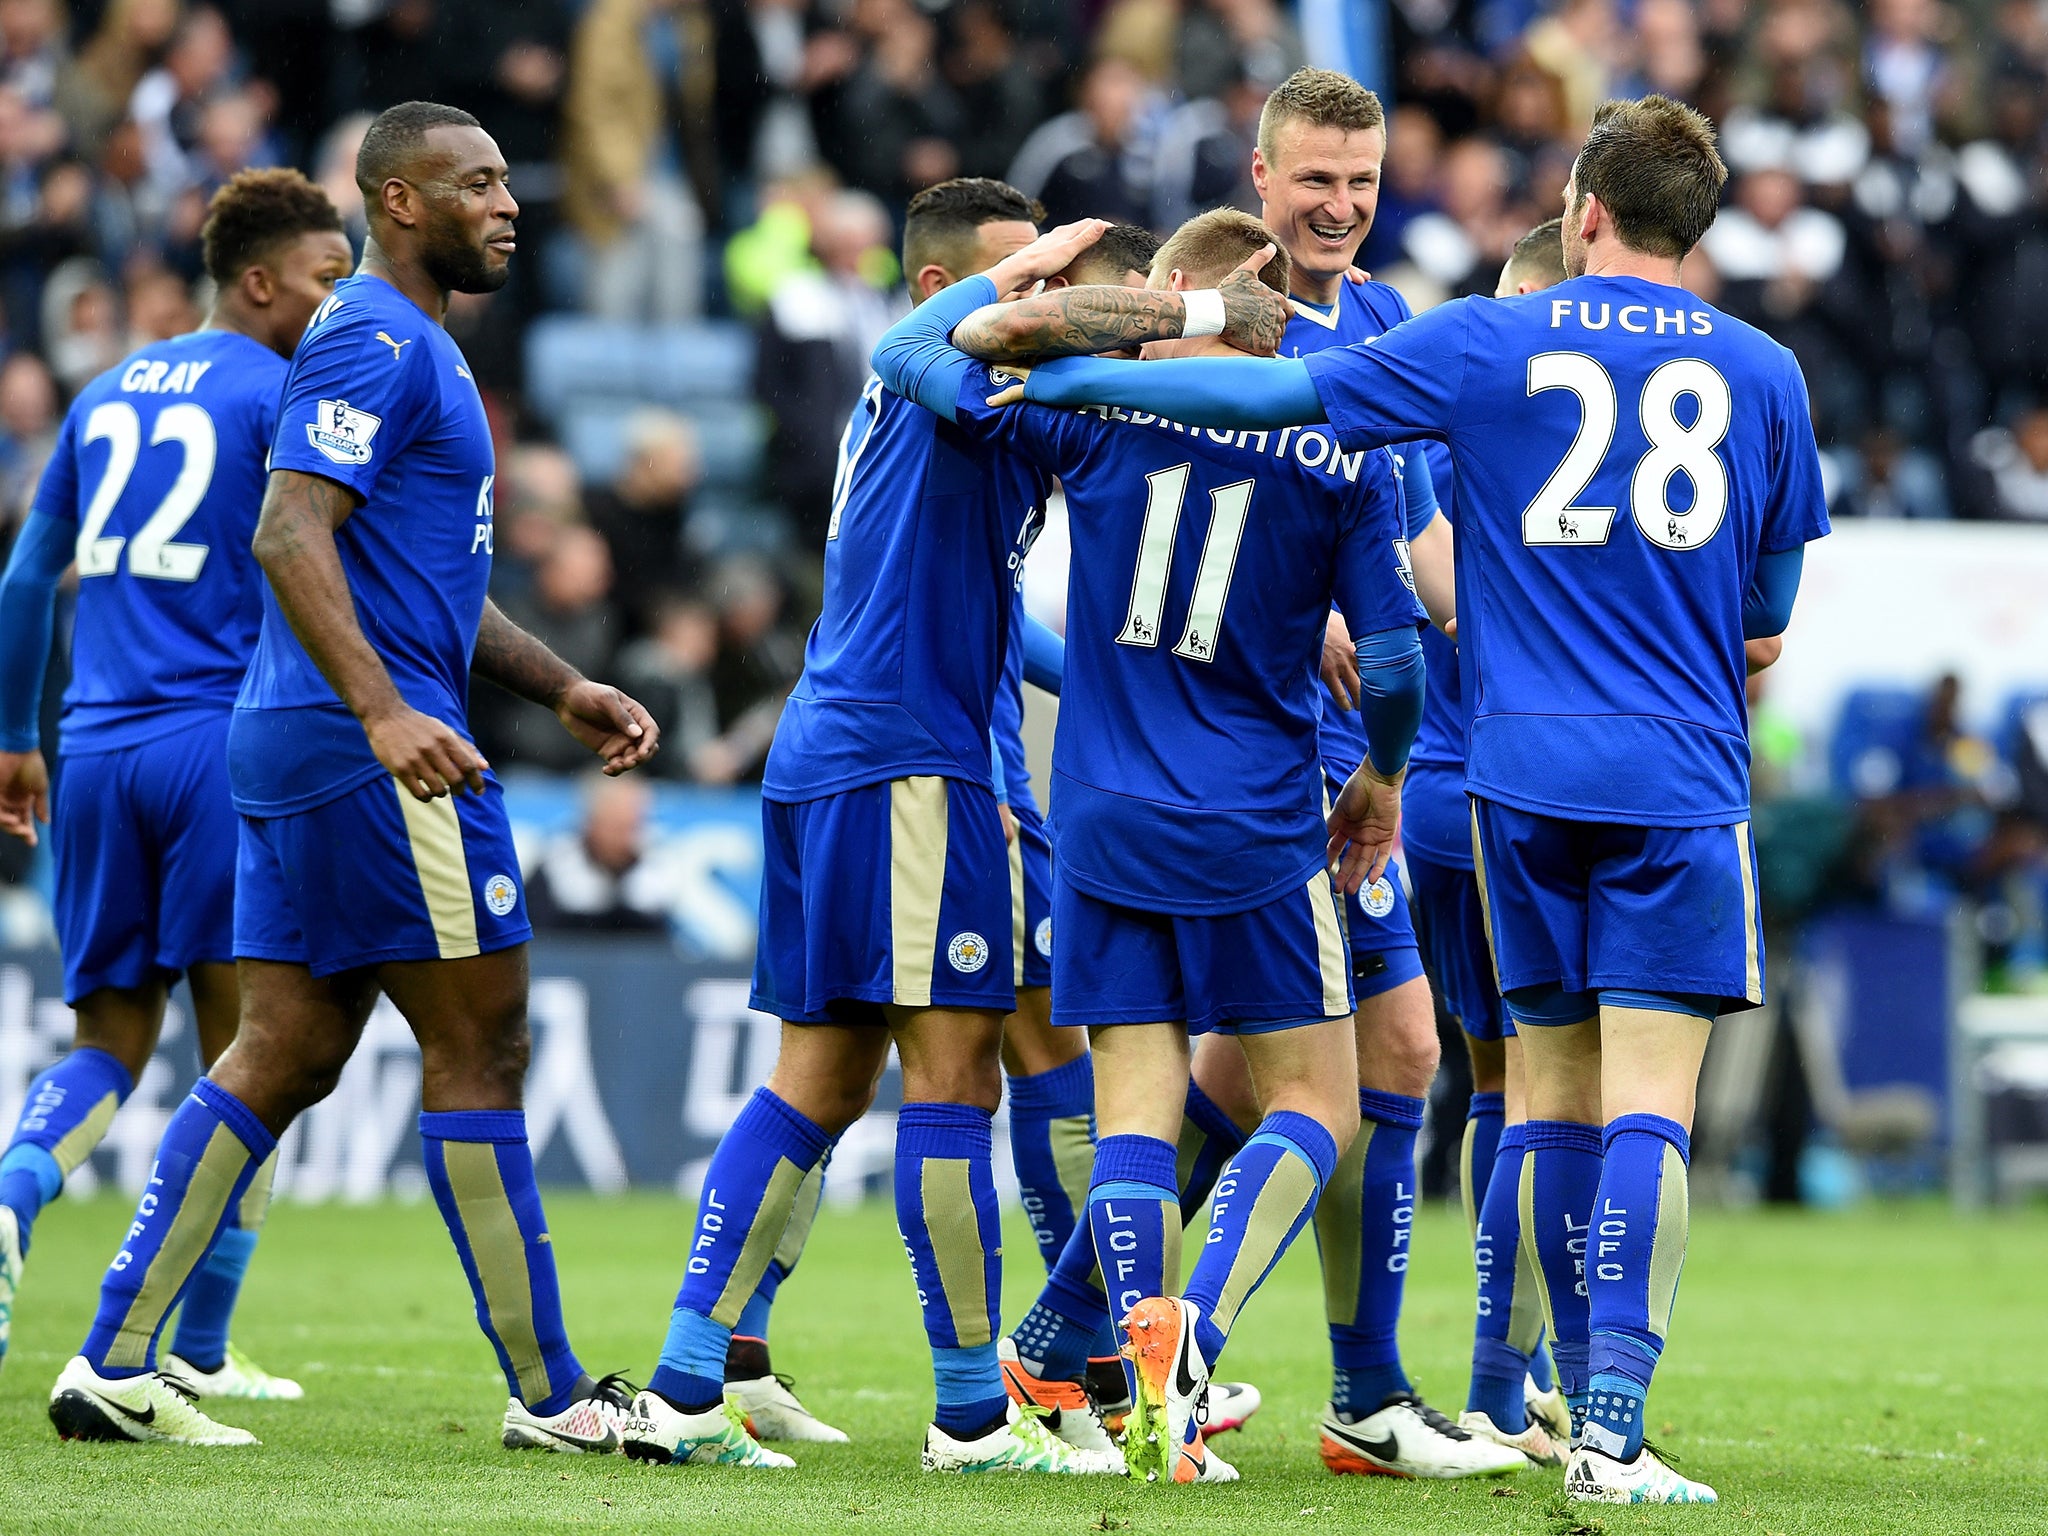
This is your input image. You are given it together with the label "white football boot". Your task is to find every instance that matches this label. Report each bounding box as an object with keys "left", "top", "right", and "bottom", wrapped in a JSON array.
[
  {"left": 164, "top": 1343, "right": 304, "bottom": 1401},
  {"left": 502, "top": 1372, "right": 633, "bottom": 1453},
  {"left": 997, "top": 1337, "right": 1125, "bottom": 1468},
  {"left": 48, "top": 1355, "right": 258, "bottom": 1445},
  {"left": 1204, "top": 1379, "right": 1262, "bottom": 1435},
  {"left": 622, "top": 1390, "right": 795, "bottom": 1467},
  {"left": 726, "top": 1372, "right": 849, "bottom": 1443},
  {"left": 1319, "top": 1392, "right": 1527, "bottom": 1478},
  {"left": 1459, "top": 1408, "right": 1566, "bottom": 1469},
  {"left": 921, "top": 1401, "right": 1122, "bottom": 1474},
  {"left": 1565, "top": 1442, "right": 1717, "bottom": 1504},
  {"left": 0, "top": 1205, "right": 20, "bottom": 1376},
  {"left": 1526, "top": 1371, "right": 1573, "bottom": 1444}
]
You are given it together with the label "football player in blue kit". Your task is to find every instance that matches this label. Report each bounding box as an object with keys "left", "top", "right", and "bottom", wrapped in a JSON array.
[
  {"left": 974, "top": 96, "right": 1828, "bottom": 1506},
  {"left": 0, "top": 170, "right": 352, "bottom": 1402},
  {"left": 879, "top": 208, "right": 1429, "bottom": 1486},
  {"left": 45, "top": 102, "right": 660, "bottom": 1451},
  {"left": 1162, "top": 69, "right": 1526, "bottom": 1482},
  {"left": 624, "top": 186, "right": 1288, "bottom": 1476}
]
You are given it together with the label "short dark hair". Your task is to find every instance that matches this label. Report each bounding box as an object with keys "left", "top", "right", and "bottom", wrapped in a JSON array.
[
  {"left": 1070, "top": 223, "right": 1162, "bottom": 284},
  {"left": 355, "top": 100, "right": 483, "bottom": 202},
  {"left": 1504, "top": 217, "right": 1567, "bottom": 289},
  {"left": 1153, "top": 207, "right": 1290, "bottom": 296},
  {"left": 1572, "top": 96, "right": 1726, "bottom": 259},
  {"left": 902, "top": 177, "right": 1043, "bottom": 280},
  {"left": 201, "top": 168, "right": 345, "bottom": 287}
]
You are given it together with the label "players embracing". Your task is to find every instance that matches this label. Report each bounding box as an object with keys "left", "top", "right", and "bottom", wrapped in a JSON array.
[{"left": 970, "top": 93, "right": 1826, "bottom": 1506}]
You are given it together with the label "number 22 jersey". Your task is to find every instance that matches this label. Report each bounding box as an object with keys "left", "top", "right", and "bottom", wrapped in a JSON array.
[
  {"left": 31, "top": 329, "right": 287, "bottom": 753},
  {"left": 1300, "top": 273, "right": 1830, "bottom": 827}
]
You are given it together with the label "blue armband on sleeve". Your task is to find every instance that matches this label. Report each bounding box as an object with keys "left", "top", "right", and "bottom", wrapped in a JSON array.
[
  {"left": 990, "top": 728, "right": 1008, "bottom": 804},
  {"left": 870, "top": 275, "right": 1000, "bottom": 422},
  {"left": 1353, "top": 624, "right": 1426, "bottom": 775},
  {"left": 1022, "top": 354, "right": 1326, "bottom": 431},
  {"left": 1742, "top": 546, "right": 1804, "bottom": 639},
  {"left": 0, "top": 510, "right": 73, "bottom": 751},
  {"left": 1021, "top": 614, "right": 1063, "bottom": 696}
]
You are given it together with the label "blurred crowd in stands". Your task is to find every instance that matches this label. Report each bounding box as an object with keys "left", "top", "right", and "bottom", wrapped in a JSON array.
[{"left": 0, "top": 0, "right": 2047, "bottom": 957}]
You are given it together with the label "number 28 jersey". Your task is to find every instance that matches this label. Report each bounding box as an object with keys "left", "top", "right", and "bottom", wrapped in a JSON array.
[
  {"left": 30, "top": 329, "right": 287, "bottom": 754},
  {"left": 1301, "top": 273, "right": 1831, "bottom": 827},
  {"left": 967, "top": 386, "right": 1423, "bottom": 916}
]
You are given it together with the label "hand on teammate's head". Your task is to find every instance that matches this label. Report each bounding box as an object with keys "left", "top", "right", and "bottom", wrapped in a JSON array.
[{"left": 986, "top": 219, "right": 1110, "bottom": 301}]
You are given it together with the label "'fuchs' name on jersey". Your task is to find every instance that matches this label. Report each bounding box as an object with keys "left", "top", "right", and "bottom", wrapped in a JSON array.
[
  {"left": 1063, "top": 402, "right": 1374, "bottom": 485},
  {"left": 1546, "top": 299, "right": 1716, "bottom": 336}
]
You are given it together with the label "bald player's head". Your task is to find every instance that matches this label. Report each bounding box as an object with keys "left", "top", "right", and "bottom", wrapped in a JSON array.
[
  {"left": 355, "top": 100, "right": 516, "bottom": 297},
  {"left": 1496, "top": 217, "right": 1567, "bottom": 296}
]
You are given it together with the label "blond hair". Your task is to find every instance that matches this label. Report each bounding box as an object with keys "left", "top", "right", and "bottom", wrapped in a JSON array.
[
  {"left": 1151, "top": 208, "right": 1291, "bottom": 296},
  {"left": 1256, "top": 68, "right": 1385, "bottom": 162}
]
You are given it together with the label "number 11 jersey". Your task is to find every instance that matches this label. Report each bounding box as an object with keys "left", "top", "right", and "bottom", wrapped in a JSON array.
[
  {"left": 31, "top": 329, "right": 287, "bottom": 753},
  {"left": 1301, "top": 273, "right": 1831, "bottom": 828}
]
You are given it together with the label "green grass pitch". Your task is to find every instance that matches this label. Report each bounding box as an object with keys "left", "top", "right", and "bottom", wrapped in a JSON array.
[{"left": 1, "top": 1195, "right": 2041, "bottom": 1534}]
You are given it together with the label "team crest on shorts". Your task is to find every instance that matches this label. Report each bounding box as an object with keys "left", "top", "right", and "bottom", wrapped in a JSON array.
[
  {"left": 482, "top": 873, "right": 519, "bottom": 917},
  {"left": 1034, "top": 916, "right": 1052, "bottom": 958},
  {"left": 1362, "top": 878, "right": 1396, "bottom": 919},
  {"left": 948, "top": 931, "right": 991, "bottom": 973}
]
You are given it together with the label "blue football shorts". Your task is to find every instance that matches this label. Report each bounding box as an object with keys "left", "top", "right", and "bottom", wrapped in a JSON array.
[
  {"left": 1010, "top": 797, "right": 1054, "bottom": 991},
  {"left": 1050, "top": 864, "right": 1355, "bottom": 1035},
  {"left": 235, "top": 773, "right": 530, "bottom": 976},
  {"left": 1405, "top": 846, "right": 1511, "bottom": 1041},
  {"left": 1324, "top": 772, "right": 1424, "bottom": 1004},
  {"left": 1470, "top": 797, "right": 1765, "bottom": 1014},
  {"left": 50, "top": 713, "right": 237, "bottom": 1003},
  {"left": 752, "top": 775, "right": 1016, "bottom": 1025}
]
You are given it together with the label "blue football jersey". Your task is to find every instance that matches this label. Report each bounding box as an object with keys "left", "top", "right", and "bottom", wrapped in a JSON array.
[
  {"left": 1302, "top": 273, "right": 1831, "bottom": 826},
  {"left": 763, "top": 370, "right": 1049, "bottom": 803},
  {"left": 31, "top": 331, "right": 287, "bottom": 752},
  {"left": 967, "top": 388, "right": 1423, "bottom": 916},
  {"left": 232, "top": 274, "right": 498, "bottom": 815},
  {"left": 1285, "top": 282, "right": 1449, "bottom": 785}
]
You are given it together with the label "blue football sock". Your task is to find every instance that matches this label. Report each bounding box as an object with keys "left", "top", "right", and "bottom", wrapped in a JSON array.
[
  {"left": 1467, "top": 1124, "right": 1540, "bottom": 1430},
  {"left": 895, "top": 1101, "right": 1007, "bottom": 1438},
  {"left": 1584, "top": 1113, "right": 1692, "bottom": 1461},
  {"left": 653, "top": 1087, "right": 831, "bottom": 1411},
  {"left": 168, "top": 1150, "right": 276, "bottom": 1373},
  {"left": 1006, "top": 1055, "right": 1095, "bottom": 1269},
  {"left": 421, "top": 1110, "right": 583, "bottom": 1417},
  {"left": 1529, "top": 1335, "right": 1557, "bottom": 1394},
  {"left": 1461, "top": 1090, "right": 1506, "bottom": 1233},
  {"left": 1, "top": 1046, "right": 134, "bottom": 1252},
  {"left": 729, "top": 1154, "right": 827, "bottom": 1357},
  {"left": 1185, "top": 1110, "right": 1337, "bottom": 1368},
  {"left": 1321, "top": 1089, "right": 1422, "bottom": 1415},
  {"left": 1522, "top": 1119, "right": 1603, "bottom": 1425},
  {"left": 80, "top": 1080, "right": 273, "bottom": 1378},
  {"left": 1174, "top": 1081, "right": 1247, "bottom": 1227},
  {"left": 1088, "top": 1133, "right": 1182, "bottom": 1328}
]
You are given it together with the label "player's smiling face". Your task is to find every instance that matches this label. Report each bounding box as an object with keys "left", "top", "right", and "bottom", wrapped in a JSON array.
[
  {"left": 1253, "top": 120, "right": 1385, "bottom": 288},
  {"left": 416, "top": 124, "right": 518, "bottom": 296}
]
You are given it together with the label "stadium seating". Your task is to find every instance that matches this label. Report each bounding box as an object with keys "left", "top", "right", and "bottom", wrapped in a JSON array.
[{"left": 1827, "top": 686, "right": 1926, "bottom": 799}]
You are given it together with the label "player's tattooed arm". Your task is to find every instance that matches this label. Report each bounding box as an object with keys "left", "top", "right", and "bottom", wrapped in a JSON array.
[
  {"left": 954, "top": 251, "right": 1293, "bottom": 362},
  {"left": 474, "top": 600, "right": 662, "bottom": 776},
  {"left": 253, "top": 468, "right": 487, "bottom": 801}
]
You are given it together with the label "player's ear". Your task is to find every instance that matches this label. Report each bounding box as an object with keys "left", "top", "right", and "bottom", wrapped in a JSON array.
[
  {"left": 1167, "top": 268, "right": 1192, "bottom": 293},
  {"left": 1041, "top": 274, "right": 1073, "bottom": 289},
  {"left": 380, "top": 175, "right": 420, "bottom": 230},
  {"left": 1250, "top": 147, "right": 1270, "bottom": 198},
  {"left": 240, "top": 262, "right": 276, "bottom": 308},
  {"left": 914, "top": 264, "right": 953, "bottom": 300}
]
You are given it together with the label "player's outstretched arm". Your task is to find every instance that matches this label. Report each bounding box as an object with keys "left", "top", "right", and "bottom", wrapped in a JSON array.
[
  {"left": 473, "top": 599, "right": 660, "bottom": 776},
  {"left": 0, "top": 511, "right": 69, "bottom": 843},
  {"left": 253, "top": 468, "right": 489, "bottom": 802},
  {"left": 988, "top": 352, "right": 1326, "bottom": 430},
  {"left": 954, "top": 245, "right": 1293, "bottom": 362}
]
